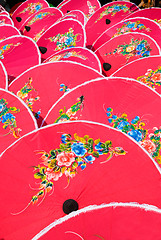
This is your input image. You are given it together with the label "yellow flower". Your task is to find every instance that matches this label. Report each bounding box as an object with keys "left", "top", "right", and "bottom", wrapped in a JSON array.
[{"left": 126, "top": 45, "right": 135, "bottom": 52}]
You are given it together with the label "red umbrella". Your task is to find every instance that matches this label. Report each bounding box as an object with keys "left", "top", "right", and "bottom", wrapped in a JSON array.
[
  {"left": 20, "top": 7, "right": 63, "bottom": 42},
  {"left": 0, "top": 11, "right": 10, "bottom": 16},
  {"left": 37, "top": 19, "right": 86, "bottom": 61},
  {"left": 112, "top": 55, "right": 161, "bottom": 95},
  {"left": 95, "top": 32, "right": 161, "bottom": 76},
  {"left": 59, "top": 10, "right": 85, "bottom": 25},
  {"left": 0, "top": 120, "right": 161, "bottom": 240},
  {"left": 43, "top": 77, "right": 161, "bottom": 165},
  {"left": 85, "top": 1, "right": 139, "bottom": 47},
  {"left": 9, "top": 61, "right": 103, "bottom": 126},
  {"left": 12, "top": 0, "right": 49, "bottom": 29},
  {"left": 0, "top": 88, "right": 37, "bottom": 153},
  {"left": 43, "top": 47, "right": 101, "bottom": 72},
  {"left": 0, "top": 25, "right": 20, "bottom": 42},
  {"left": 93, "top": 17, "right": 161, "bottom": 51},
  {"left": 33, "top": 203, "right": 161, "bottom": 240},
  {"left": 57, "top": 0, "right": 101, "bottom": 21},
  {"left": 0, "top": 15, "right": 14, "bottom": 26},
  {"left": 0, "top": 35, "right": 41, "bottom": 82},
  {"left": 0, "top": 61, "right": 8, "bottom": 89}
]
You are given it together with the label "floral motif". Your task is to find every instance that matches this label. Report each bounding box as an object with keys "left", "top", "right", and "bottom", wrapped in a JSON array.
[
  {"left": 24, "top": 12, "right": 51, "bottom": 28},
  {"left": 95, "top": 4, "right": 131, "bottom": 23},
  {"left": 33, "top": 28, "right": 45, "bottom": 42},
  {"left": 137, "top": 66, "right": 161, "bottom": 89},
  {"left": 46, "top": 50, "right": 87, "bottom": 63},
  {"left": 59, "top": 83, "right": 70, "bottom": 92},
  {"left": 17, "top": 77, "right": 41, "bottom": 119},
  {"left": 30, "top": 133, "right": 126, "bottom": 205},
  {"left": 0, "top": 43, "right": 20, "bottom": 59},
  {"left": 54, "top": 96, "right": 84, "bottom": 123},
  {"left": 86, "top": 1, "right": 96, "bottom": 19},
  {"left": 106, "top": 107, "right": 161, "bottom": 163},
  {"left": 18, "top": 2, "right": 43, "bottom": 15},
  {"left": 154, "top": 19, "right": 161, "bottom": 27},
  {"left": 0, "top": 98, "right": 21, "bottom": 138},
  {"left": 112, "top": 21, "right": 151, "bottom": 38},
  {"left": 0, "top": 18, "right": 5, "bottom": 25},
  {"left": 105, "top": 38, "right": 152, "bottom": 63},
  {"left": 48, "top": 28, "right": 80, "bottom": 51}
]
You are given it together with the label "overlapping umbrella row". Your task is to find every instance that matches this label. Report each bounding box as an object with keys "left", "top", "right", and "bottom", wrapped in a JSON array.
[{"left": 0, "top": 0, "right": 161, "bottom": 239}]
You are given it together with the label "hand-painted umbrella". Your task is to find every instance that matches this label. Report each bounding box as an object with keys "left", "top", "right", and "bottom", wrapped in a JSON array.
[
  {"left": 12, "top": 0, "right": 49, "bottom": 29},
  {"left": 20, "top": 7, "right": 63, "bottom": 42},
  {"left": 0, "top": 61, "right": 8, "bottom": 89},
  {"left": 0, "top": 35, "right": 41, "bottom": 82},
  {"left": 0, "top": 15, "right": 14, "bottom": 26},
  {"left": 0, "top": 25, "right": 20, "bottom": 42},
  {"left": 1, "top": 120, "right": 161, "bottom": 240},
  {"left": 57, "top": 0, "right": 101, "bottom": 21},
  {"left": 43, "top": 47, "right": 101, "bottom": 72},
  {"left": 85, "top": 1, "right": 139, "bottom": 47},
  {"left": 124, "top": 8, "right": 161, "bottom": 28},
  {"left": 95, "top": 32, "right": 161, "bottom": 76},
  {"left": 9, "top": 61, "right": 103, "bottom": 126},
  {"left": 37, "top": 19, "right": 86, "bottom": 61},
  {"left": 112, "top": 55, "right": 161, "bottom": 95},
  {"left": 93, "top": 17, "right": 161, "bottom": 51},
  {"left": 33, "top": 203, "right": 161, "bottom": 240},
  {"left": 59, "top": 10, "right": 85, "bottom": 25},
  {"left": 0, "top": 88, "right": 37, "bottom": 153},
  {"left": 43, "top": 77, "right": 161, "bottom": 166}
]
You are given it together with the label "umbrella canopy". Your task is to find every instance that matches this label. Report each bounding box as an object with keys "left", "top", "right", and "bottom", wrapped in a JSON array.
[
  {"left": 37, "top": 19, "right": 86, "bottom": 61},
  {"left": 12, "top": 0, "right": 49, "bottom": 29},
  {"left": 0, "top": 35, "right": 41, "bottom": 82},
  {"left": 59, "top": 10, "right": 85, "bottom": 25},
  {"left": 95, "top": 32, "right": 161, "bottom": 76},
  {"left": 43, "top": 77, "right": 161, "bottom": 166},
  {"left": 0, "top": 120, "right": 161, "bottom": 240},
  {"left": 43, "top": 47, "right": 102, "bottom": 72},
  {"left": 112, "top": 55, "right": 161, "bottom": 95},
  {"left": 57, "top": 0, "right": 101, "bottom": 21},
  {"left": 0, "top": 88, "right": 37, "bottom": 153},
  {"left": 85, "top": 1, "right": 139, "bottom": 47},
  {"left": 9, "top": 61, "right": 103, "bottom": 126},
  {"left": 93, "top": 17, "right": 161, "bottom": 51},
  {"left": 0, "top": 61, "right": 8, "bottom": 89},
  {"left": 20, "top": 7, "right": 63, "bottom": 42},
  {"left": 0, "top": 25, "right": 20, "bottom": 42},
  {"left": 0, "top": 11, "right": 9, "bottom": 16},
  {"left": 0, "top": 15, "right": 14, "bottom": 26},
  {"left": 33, "top": 203, "right": 161, "bottom": 240}
]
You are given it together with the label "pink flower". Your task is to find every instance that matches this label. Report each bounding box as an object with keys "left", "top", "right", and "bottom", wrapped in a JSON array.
[
  {"left": 59, "top": 36, "right": 68, "bottom": 43},
  {"left": 117, "top": 47, "right": 123, "bottom": 53},
  {"left": 140, "top": 139, "right": 156, "bottom": 153},
  {"left": 89, "top": 8, "right": 95, "bottom": 15},
  {"left": 56, "top": 151, "right": 75, "bottom": 167},
  {"left": 46, "top": 168, "right": 62, "bottom": 181},
  {"left": 151, "top": 72, "right": 161, "bottom": 82},
  {"left": 108, "top": 8, "right": 114, "bottom": 13}
]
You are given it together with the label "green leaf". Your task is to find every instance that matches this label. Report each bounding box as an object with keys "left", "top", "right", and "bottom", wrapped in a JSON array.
[{"left": 93, "top": 151, "right": 99, "bottom": 158}]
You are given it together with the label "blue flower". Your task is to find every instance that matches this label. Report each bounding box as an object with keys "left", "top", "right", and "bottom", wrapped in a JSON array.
[
  {"left": 131, "top": 116, "right": 140, "bottom": 124},
  {"left": 108, "top": 118, "right": 113, "bottom": 123},
  {"left": 106, "top": 112, "right": 111, "bottom": 117},
  {"left": 1, "top": 113, "right": 15, "bottom": 123},
  {"left": 127, "top": 23, "right": 135, "bottom": 28},
  {"left": 128, "top": 129, "right": 142, "bottom": 142},
  {"left": 71, "top": 142, "right": 87, "bottom": 157},
  {"left": 136, "top": 51, "right": 141, "bottom": 55},
  {"left": 61, "top": 134, "right": 67, "bottom": 143},
  {"left": 114, "top": 6, "right": 120, "bottom": 10},
  {"left": 2, "top": 45, "right": 7, "bottom": 50},
  {"left": 142, "top": 51, "right": 150, "bottom": 57},
  {"left": 35, "top": 4, "right": 41, "bottom": 11},
  {"left": 65, "top": 37, "right": 74, "bottom": 46},
  {"left": 0, "top": 104, "right": 4, "bottom": 112},
  {"left": 112, "top": 115, "right": 117, "bottom": 119},
  {"left": 137, "top": 24, "right": 144, "bottom": 28},
  {"left": 117, "top": 121, "right": 129, "bottom": 130},
  {"left": 95, "top": 142, "right": 103, "bottom": 155},
  {"left": 106, "top": 107, "right": 112, "bottom": 112},
  {"left": 36, "top": 14, "right": 42, "bottom": 18},
  {"left": 136, "top": 44, "right": 145, "bottom": 51},
  {"left": 84, "top": 155, "right": 95, "bottom": 163},
  {"left": 80, "top": 162, "right": 86, "bottom": 170}
]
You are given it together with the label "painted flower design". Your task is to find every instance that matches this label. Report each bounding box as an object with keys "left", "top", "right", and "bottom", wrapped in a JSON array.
[
  {"left": 18, "top": 2, "right": 43, "bottom": 15},
  {"left": 140, "top": 139, "right": 156, "bottom": 153},
  {"left": 25, "top": 12, "right": 51, "bottom": 28},
  {"left": 137, "top": 66, "right": 161, "bottom": 89},
  {"left": 46, "top": 168, "right": 63, "bottom": 181},
  {"left": 57, "top": 151, "right": 75, "bottom": 166},
  {"left": 105, "top": 38, "right": 152, "bottom": 63},
  {"left": 86, "top": 1, "right": 96, "bottom": 19}
]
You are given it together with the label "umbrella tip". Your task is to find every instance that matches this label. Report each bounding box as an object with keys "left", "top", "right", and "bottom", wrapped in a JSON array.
[
  {"left": 39, "top": 46, "right": 47, "bottom": 54},
  {"left": 103, "top": 63, "right": 111, "bottom": 71},
  {"left": 25, "top": 26, "right": 31, "bottom": 32},
  {"left": 106, "top": 19, "right": 111, "bottom": 24},
  {"left": 63, "top": 199, "right": 79, "bottom": 214},
  {"left": 16, "top": 17, "right": 22, "bottom": 22}
]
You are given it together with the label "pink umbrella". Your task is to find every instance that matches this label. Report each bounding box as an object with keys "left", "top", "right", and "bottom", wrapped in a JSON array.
[
  {"left": 37, "top": 19, "right": 86, "bottom": 61},
  {"left": 43, "top": 47, "right": 101, "bottom": 72},
  {"left": 0, "top": 15, "right": 14, "bottom": 26},
  {"left": 0, "top": 61, "right": 8, "bottom": 89},
  {"left": 0, "top": 35, "right": 41, "bottom": 82},
  {"left": 85, "top": 1, "right": 139, "bottom": 47},
  {"left": 0, "top": 25, "right": 20, "bottom": 42},
  {"left": 124, "top": 8, "right": 161, "bottom": 28},
  {"left": 12, "top": 0, "right": 49, "bottom": 29},
  {"left": 112, "top": 55, "right": 161, "bottom": 95},
  {"left": 93, "top": 17, "right": 161, "bottom": 51},
  {"left": 59, "top": 10, "right": 85, "bottom": 25},
  {"left": 33, "top": 203, "right": 161, "bottom": 240},
  {"left": 43, "top": 77, "right": 161, "bottom": 166},
  {"left": 0, "top": 11, "right": 10, "bottom": 16},
  {"left": 95, "top": 32, "right": 161, "bottom": 76},
  {"left": 20, "top": 7, "right": 63, "bottom": 42},
  {"left": 0, "top": 88, "right": 37, "bottom": 154},
  {"left": 9, "top": 61, "right": 103, "bottom": 126},
  {"left": 57, "top": 0, "right": 101, "bottom": 21},
  {"left": 0, "top": 120, "right": 161, "bottom": 240}
]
